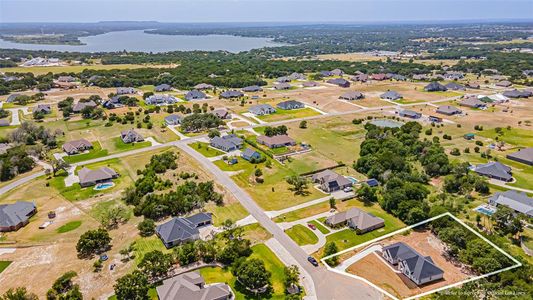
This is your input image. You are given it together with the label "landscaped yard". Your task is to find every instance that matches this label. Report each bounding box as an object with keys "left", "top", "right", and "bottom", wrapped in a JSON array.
[
  {"left": 48, "top": 158, "right": 132, "bottom": 201},
  {"left": 62, "top": 141, "right": 109, "bottom": 164},
  {"left": 111, "top": 137, "right": 152, "bottom": 152},
  {"left": 285, "top": 224, "right": 319, "bottom": 246},
  {"left": 56, "top": 220, "right": 82, "bottom": 233},
  {"left": 190, "top": 142, "right": 225, "bottom": 157},
  {"left": 477, "top": 127, "right": 533, "bottom": 148},
  {"left": 133, "top": 235, "right": 172, "bottom": 265},
  {"left": 257, "top": 108, "right": 320, "bottom": 122},
  {"left": 199, "top": 243, "right": 286, "bottom": 300},
  {"left": 204, "top": 201, "right": 248, "bottom": 226}
]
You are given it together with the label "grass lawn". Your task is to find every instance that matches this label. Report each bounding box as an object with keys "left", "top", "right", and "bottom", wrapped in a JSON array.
[
  {"left": 324, "top": 207, "right": 405, "bottom": 252},
  {"left": 0, "top": 261, "right": 12, "bottom": 274},
  {"left": 190, "top": 142, "right": 225, "bottom": 157},
  {"left": 133, "top": 235, "right": 172, "bottom": 265},
  {"left": 48, "top": 158, "right": 131, "bottom": 201},
  {"left": 111, "top": 137, "right": 151, "bottom": 152},
  {"left": 62, "top": 141, "right": 108, "bottom": 164},
  {"left": 242, "top": 223, "right": 273, "bottom": 244},
  {"left": 205, "top": 201, "right": 248, "bottom": 226},
  {"left": 56, "top": 220, "right": 82, "bottom": 233},
  {"left": 257, "top": 108, "right": 320, "bottom": 122},
  {"left": 309, "top": 220, "right": 330, "bottom": 234},
  {"left": 477, "top": 127, "right": 533, "bottom": 148},
  {"left": 285, "top": 224, "right": 319, "bottom": 246},
  {"left": 198, "top": 243, "right": 286, "bottom": 299}
]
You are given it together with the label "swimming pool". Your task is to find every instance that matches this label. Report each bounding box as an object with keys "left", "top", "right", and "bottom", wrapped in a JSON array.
[
  {"left": 94, "top": 182, "right": 115, "bottom": 190},
  {"left": 345, "top": 176, "right": 359, "bottom": 184},
  {"left": 474, "top": 205, "right": 497, "bottom": 216}
]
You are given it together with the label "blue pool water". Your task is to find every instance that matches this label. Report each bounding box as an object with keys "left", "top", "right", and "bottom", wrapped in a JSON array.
[
  {"left": 474, "top": 205, "right": 496, "bottom": 216},
  {"left": 346, "top": 176, "right": 359, "bottom": 184},
  {"left": 94, "top": 182, "right": 114, "bottom": 190}
]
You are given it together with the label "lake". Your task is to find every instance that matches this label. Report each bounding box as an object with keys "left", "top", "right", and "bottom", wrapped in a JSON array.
[{"left": 0, "top": 30, "right": 285, "bottom": 53}]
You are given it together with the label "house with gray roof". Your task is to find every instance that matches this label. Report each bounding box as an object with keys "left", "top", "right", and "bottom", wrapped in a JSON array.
[
  {"left": 502, "top": 89, "right": 532, "bottom": 98},
  {"left": 436, "top": 105, "right": 462, "bottom": 116},
  {"left": 380, "top": 91, "right": 402, "bottom": 100},
  {"left": 339, "top": 91, "right": 364, "bottom": 100},
  {"left": 210, "top": 134, "right": 243, "bottom": 152},
  {"left": 506, "top": 148, "right": 533, "bottom": 166},
  {"left": 325, "top": 208, "right": 384, "bottom": 233},
  {"left": 424, "top": 82, "right": 448, "bottom": 92},
  {"left": 459, "top": 97, "right": 486, "bottom": 109},
  {"left": 185, "top": 90, "right": 206, "bottom": 101},
  {"left": 6, "top": 94, "right": 21, "bottom": 103},
  {"left": 156, "top": 213, "right": 212, "bottom": 248},
  {"left": 277, "top": 100, "right": 304, "bottom": 110},
  {"left": 331, "top": 68, "right": 344, "bottom": 76},
  {"left": 399, "top": 109, "right": 421, "bottom": 119},
  {"left": 312, "top": 169, "right": 352, "bottom": 193},
  {"left": 241, "top": 148, "right": 261, "bottom": 162},
  {"left": 145, "top": 94, "right": 178, "bottom": 105},
  {"left": 57, "top": 76, "right": 76, "bottom": 82},
  {"left": 276, "top": 76, "right": 291, "bottom": 83},
  {"left": 220, "top": 90, "right": 244, "bottom": 99},
  {"left": 473, "top": 161, "right": 513, "bottom": 182},
  {"left": 288, "top": 72, "right": 306, "bottom": 80},
  {"left": 194, "top": 83, "right": 214, "bottom": 90},
  {"left": 242, "top": 85, "right": 263, "bottom": 92},
  {"left": 156, "top": 271, "right": 231, "bottom": 300},
  {"left": 78, "top": 167, "right": 118, "bottom": 188},
  {"left": 165, "top": 114, "right": 182, "bottom": 126},
  {"left": 351, "top": 74, "right": 369, "bottom": 82},
  {"left": 249, "top": 104, "right": 276, "bottom": 116},
  {"left": 327, "top": 78, "right": 350, "bottom": 88},
  {"left": 62, "top": 139, "right": 93, "bottom": 155},
  {"left": 466, "top": 82, "right": 481, "bottom": 89},
  {"left": 445, "top": 82, "right": 466, "bottom": 91},
  {"left": 34, "top": 104, "right": 52, "bottom": 114},
  {"left": 382, "top": 242, "right": 444, "bottom": 286},
  {"left": 257, "top": 134, "right": 296, "bottom": 149},
  {"left": 72, "top": 100, "right": 97, "bottom": 113},
  {"left": 121, "top": 129, "right": 144, "bottom": 143},
  {"left": 0, "top": 201, "right": 37, "bottom": 232},
  {"left": 273, "top": 83, "right": 292, "bottom": 90},
  {"left": 444, "top": 71, "right": 464, "bottom": 80},
  {"left": 489, "top": 190, "right": 533, "bottom": 217},
  {"left": 320, "top": 70, "right": 333, "bottom": 77},
  {"left": 211, "top": 108, "right": 231, "bottom": 119},
  {"left": 116, "top": 87, "right": 136, "bottom": 95},
  {"left": 155, "top": 84, "right": 172, "bottom": 92}
]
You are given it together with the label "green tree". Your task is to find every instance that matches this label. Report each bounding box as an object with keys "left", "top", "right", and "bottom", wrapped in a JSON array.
[
  {"left": 46, "top": 271, "right": 82, "bottom": 300},
  {"left": 283, "top": 265, "right": 300, "bottom": 294},
  {"left": 233, "top": 258, "right": 272, "bottom": 295},
  {"left": 175, "top": 242, "right": 199, "bottom": 265},
  {"left": 356, "top": 185, "right": 377, "bottom": 203},
  {"left": 76, "top": 228, "right": 111, "bottom": 258},
  {"left": 137, "top": 219, "right": 155, "bottom": 237},
  {"left": 329, "top": 197, "right": 336, "bottom": 209},
  {"left": 299, "top": 120, "right": 307, "bottom": 129},
  {"left": 138, "top": 250, "right": 174, "bottom": 280},
  {"left": 114, "top": 271, "right": 149, "bottom": 300},
  {"left": 323, "top": 242, "right": 339, "bottom": 266},
  {"left": 1, "top": 287, "right": 38, "bottom": 300},
  {"left": 208, "top": 129, "right": 220, "bottom": 139},
  {"left": 286, "top": 176, "right": 309, "bottom": 196}
]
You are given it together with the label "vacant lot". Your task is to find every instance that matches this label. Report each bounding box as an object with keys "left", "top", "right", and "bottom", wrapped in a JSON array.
[{"left": 285, "top": 224, "right": 319, "bottom": 246}]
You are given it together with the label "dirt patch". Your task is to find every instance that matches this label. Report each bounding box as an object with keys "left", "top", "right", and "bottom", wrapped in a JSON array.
[{"left": 345, "top": 229, "right": 472, "bottom": 299}]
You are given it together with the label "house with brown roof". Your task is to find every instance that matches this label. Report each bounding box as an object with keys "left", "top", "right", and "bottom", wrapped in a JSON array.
[
  {"left": 211, "top": 108, "right": 231, "bottom": 119},
  {"left": 156, "top": 271, "right": 232, "bottom": 300},
  {"left": 339, "top": 91, "right": 364, "bottom": 100},
  {"left": 327, "top": 78, "right": 350, "bottom": 88},
  {"left": 62, "top": 139, "right": 93, "bottom": 155},
  {"left": 436, "top": 105, "right": 462, "bottom": 116},
  {"left": 78, "top": 167, "right": 119, "bottom": 187},
  {"left": 325, "top": 207, "right": 384, "bottom": 233},
  {"left": 257, "top": 134, "right": 295, "bottom": 149},
  {"left": 459, "top": 97, "right": 487, "bottom": 109},
  {"left": 72, "top": 100, "right": 97, "bottom": 113},
  {"left": 496, "top": 80, "right": 512, "bottom": 87}
]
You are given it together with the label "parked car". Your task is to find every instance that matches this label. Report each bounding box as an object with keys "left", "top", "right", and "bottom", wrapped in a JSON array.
[
  {"left": 343, "top": 186, "right": 353, "bottom": 192},
  {"left": 100, "top": 254, "right": 108, "bottom": 261},
  {"left": 308, "top": 256, "right": 319, "bottom": 267},
  {"left": 307, "top": 223, "right": 316, "bottom": 230}
]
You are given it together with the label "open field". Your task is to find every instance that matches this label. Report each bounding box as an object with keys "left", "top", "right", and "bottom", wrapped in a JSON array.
[
  {"left": 257, "top": 107, "right": 320, "bottom": 122},
  {"left": 191, "top": 141, "right": 225, "bottom": 157}
]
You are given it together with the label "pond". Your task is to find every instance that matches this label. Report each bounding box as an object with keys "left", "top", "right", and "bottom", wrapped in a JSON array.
[{"left": 0, "top": 30, "right": 286, "bottom": 53}]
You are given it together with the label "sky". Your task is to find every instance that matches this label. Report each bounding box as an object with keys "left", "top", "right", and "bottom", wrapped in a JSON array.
[{"left": 0, "top": 0, "right": 532, "bottom": 23}]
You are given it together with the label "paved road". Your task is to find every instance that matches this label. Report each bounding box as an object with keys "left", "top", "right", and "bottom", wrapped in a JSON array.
[
  {"left": 0, "top": 170, "right": 46, "bottom": 195},
  {"left": 176, "top": 141, "right": 382, "bottom": 300}
]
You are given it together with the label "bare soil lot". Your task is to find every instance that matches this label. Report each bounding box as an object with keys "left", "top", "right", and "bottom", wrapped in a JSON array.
[{"left": 346, "top": 229, "right": 472, "bottom": 299}]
